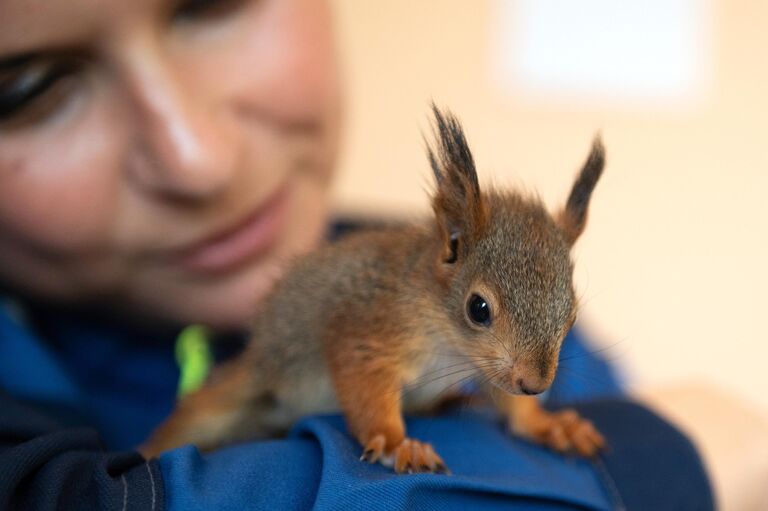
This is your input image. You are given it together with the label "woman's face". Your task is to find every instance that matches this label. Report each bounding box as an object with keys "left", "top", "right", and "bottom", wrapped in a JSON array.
[{"left": 0, "top": 0, "right": 340, "bottom": 330}]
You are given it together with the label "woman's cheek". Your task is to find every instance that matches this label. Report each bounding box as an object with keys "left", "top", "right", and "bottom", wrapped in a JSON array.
[
  {"left": 260, "top": 0, "right": 339, "bottom": 117},
  {"left": 0, "top": 123, "right": 122, "bottom": 254},
  {"left": 208, "top": 0, "right": 339, "bottom": 123}
]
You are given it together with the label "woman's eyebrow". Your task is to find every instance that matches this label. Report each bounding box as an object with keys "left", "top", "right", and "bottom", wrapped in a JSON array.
[{"left": 0, "top": 1, "right": 100, "bottom": 62}]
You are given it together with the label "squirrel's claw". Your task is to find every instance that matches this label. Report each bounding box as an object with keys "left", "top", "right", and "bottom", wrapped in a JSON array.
[
  {"left": 360, "top": 434, "right": 386, "bottom": 463},
  {"left": 566, "top": 413, "right": 606, "bottom": 457},
  {"left": 549, "top": 409, "right": 606, "bottom": 457},
  {"left": 360, "top": 435, "right": 450, "bottom": 474},
  {"left": 359, "top": 448, "right": 376, "bottom": 463},
  {"left": 393, "top": 438, "right": 449, "bottom": 474},
  {"left": 513, "top": 408, "right": 606, "bottom": 458},
  {"left": 434, "top": 461, "right": 451, "bottom": 475}
]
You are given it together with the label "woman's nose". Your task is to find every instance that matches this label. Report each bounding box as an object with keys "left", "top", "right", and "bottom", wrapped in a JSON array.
[{"left": 121, "top": 46, "right": 239, "bottom": 201}]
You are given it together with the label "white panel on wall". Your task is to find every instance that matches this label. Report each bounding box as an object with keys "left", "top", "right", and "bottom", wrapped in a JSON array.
[{"left": 492, "top": 0, "right": 712, "bottom": 106}]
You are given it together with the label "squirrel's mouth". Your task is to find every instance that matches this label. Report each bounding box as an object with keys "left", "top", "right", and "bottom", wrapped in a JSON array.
[
  {"left": 481, "top": 363, "right": 555, "bottom": 396},
  {"left": 474, "top": 364, "right": 518, "bottom": 395},
  {"left": 489, "top": 377, "right": 518, "bottom": 395}
]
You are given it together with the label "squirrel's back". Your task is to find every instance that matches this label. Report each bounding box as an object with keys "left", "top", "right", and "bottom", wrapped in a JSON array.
[{"left": 247, "top": 223, "right": 439, "bottom": 372}]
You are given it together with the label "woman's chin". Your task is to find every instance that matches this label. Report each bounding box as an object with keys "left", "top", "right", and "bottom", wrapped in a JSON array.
[
  {"left": 119, "top": 255, "right": 283, "bottom": 333},
  {"left": 181, "top": 261, "right": 286, "bottom": 332}
]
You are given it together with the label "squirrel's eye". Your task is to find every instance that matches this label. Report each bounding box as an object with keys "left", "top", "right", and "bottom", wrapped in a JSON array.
[{"left": 467, "top": 294, "right": 491, "bottom": 327}]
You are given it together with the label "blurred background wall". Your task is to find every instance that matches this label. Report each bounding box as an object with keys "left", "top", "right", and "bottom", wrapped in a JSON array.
[{"left": 328, "top": 0, "right": 768, "bottom": 414}]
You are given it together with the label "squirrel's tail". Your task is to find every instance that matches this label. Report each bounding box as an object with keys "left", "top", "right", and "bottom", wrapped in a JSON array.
[{"left": 139, "top": 355, "right": 269, "bottom": 457}]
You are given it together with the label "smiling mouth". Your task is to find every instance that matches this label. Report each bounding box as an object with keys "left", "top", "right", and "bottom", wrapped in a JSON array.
[{"left": 170, "top": 185, "right": 290, "bottom": 274}]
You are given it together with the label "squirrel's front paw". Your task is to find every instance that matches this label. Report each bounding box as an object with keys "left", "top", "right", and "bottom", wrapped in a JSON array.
[
  {"left": 512, "top": 408, "right": 606, "bottom": 457},
  {"left": 360, "top": 434, "right": 449, "bottom": 474}
]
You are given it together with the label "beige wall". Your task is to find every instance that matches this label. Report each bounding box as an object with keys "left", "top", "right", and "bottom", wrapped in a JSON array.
[{"left": 329, "top": 0, "right": 768, "bottom": 415}]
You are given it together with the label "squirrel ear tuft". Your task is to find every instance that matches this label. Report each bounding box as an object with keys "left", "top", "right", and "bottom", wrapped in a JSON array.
[
  {"left": 558, "top": 136, "right": 605, "bottom": 245},
  {"left": 427, "top": 104, "right": 487, "bottom": 260}
]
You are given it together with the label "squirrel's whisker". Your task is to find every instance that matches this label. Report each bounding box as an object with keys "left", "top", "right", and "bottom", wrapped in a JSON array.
[
  {"left": 400, "top": 360, "right": 501, "bottom": 394},
  {"left": 558, "top": 337, "right": 630, "bottom": 364}
]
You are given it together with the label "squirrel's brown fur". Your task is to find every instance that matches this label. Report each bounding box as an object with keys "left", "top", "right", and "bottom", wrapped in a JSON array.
[{"left": 141, "top": 106, "right": 607, "bottom": 473}]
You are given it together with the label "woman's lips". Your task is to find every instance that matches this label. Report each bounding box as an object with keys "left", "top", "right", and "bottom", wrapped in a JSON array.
[{"left": 172, "top": 186, "right": 289, "bottom": 274}]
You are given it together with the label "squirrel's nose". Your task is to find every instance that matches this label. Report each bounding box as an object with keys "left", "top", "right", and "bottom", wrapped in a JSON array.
[
  {"left": 516, "top": 378, "right": 547, "bottom": 396},
  {"left": 511, "top": 356, "right": 556, "bottom": 395}
]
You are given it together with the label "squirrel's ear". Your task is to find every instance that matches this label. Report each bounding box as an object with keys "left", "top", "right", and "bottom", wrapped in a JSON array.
[
  {"left": 427, "top": 104, "right": 488, "bottom": 263},
  {"left": 557, "top": 136, "right": 605, "bottom": 245}
]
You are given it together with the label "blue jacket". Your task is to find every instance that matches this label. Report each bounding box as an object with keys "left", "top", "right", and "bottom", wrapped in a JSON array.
[{"left": 0, "top": 295, "right": 714, "bottom": 510}]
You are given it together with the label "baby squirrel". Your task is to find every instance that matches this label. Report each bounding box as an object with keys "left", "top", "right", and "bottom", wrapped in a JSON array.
[{"left": 142, "top": 106, "right": 607, "bottom": 474}]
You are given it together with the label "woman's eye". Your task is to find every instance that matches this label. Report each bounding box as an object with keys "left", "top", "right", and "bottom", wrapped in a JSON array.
[
  {"left": 467, "top": 294, "right": 492, "bottom": 327},
  {"left": 173, "top": 0, "right": 247, "bottom": 22},
  {"left": 0, "top": 55, "right": 82, "bottom": 127}
]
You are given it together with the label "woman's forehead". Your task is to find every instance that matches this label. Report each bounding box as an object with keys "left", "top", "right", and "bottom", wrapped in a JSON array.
[{"left": 0, "top": 0, "right": 297, "bottom": 57}]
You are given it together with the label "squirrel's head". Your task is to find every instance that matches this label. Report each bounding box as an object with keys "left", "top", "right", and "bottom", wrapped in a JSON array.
[{"left": 427, "top": 105, "right": 604, "bottom": 395}]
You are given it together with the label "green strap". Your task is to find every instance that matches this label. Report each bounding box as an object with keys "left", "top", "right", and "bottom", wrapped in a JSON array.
[{"left": 175, "top": 325, "right": 213, "bottom": 398}]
